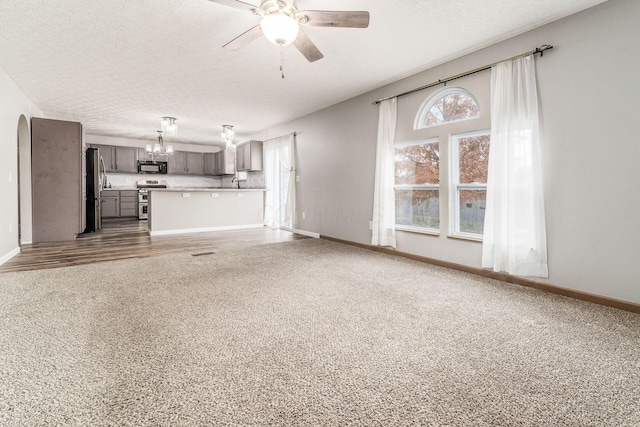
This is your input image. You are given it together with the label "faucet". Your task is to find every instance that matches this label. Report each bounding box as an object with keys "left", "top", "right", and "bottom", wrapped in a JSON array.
[{"left": 231, "top": 177, "right": 240, "bottom": 189}]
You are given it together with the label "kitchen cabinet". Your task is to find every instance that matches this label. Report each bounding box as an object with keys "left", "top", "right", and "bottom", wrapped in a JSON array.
[
  {"left": 101, "top": 190, "right": 119, "bottom": 218},
  {"left": 114, "top": 147, "right": 137, "bottom": 173},
  {"left": 119, "top": 190, "right": 138, "bottom": 217},
  {"left": 169, "top": 151, "right": 205, "bottom": 175},
  {"left": 235, "top": 140, "right": 263, "bottom": 171},
  {"left": 168, "top": 151, "right": 187, "bottom": 174},
  {"left": 205, "top": 148, "right": 235, "bottom": 176},
  {"left": 186, "top": 152, "right": 204, "bottom": 175},
  {"left": 91, "top": 145, "right": 137, "bottom": 173},
  {"left": 217, "top": 148, "right": 236, "bottom": 175},
  {"left": 137, "top": 147, "right": 153, "bottom": 162},
  {"left": 101, "top": 190, "right": 137, "bottom": 218},
  {"left": 204, "top": 153, "right": 216, "bottom": 175},
  {"left": 31, "top": 118, "right": 85, "bottom": 243}
]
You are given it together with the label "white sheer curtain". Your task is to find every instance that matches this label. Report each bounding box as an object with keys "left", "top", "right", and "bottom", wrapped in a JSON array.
[
  {"left": 482, "top": 55, "right": 548, "bottom": 278},
  {"left": 263, "top": 133, "right": 296, "bottom": 230},
  {"left": 371, "top": 98, "right": 397, "bottom": 248}
]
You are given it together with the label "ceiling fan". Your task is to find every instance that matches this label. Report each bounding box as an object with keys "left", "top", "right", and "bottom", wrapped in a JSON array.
[{"left": 208, "top": 0, "right": 370, "bottom": 62}]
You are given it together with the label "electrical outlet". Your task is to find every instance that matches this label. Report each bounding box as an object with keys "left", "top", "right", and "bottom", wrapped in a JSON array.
[
  {"left": 182, "top": 193, "right": 190, "bottom": 198},
  {"left": 296, "top": 175, "right": 300, "bottom": 183},
  {"left": 302, "top": 212, "right": 306, "bottom": 220},
  {"left": 211, "top": 193, "right": 219, "bottom": 198},
  {"left": 237, "top": 193, "right": 244, "bottom": 197},
  {"left": 369, "top": 221, "right": 373, "bottom": 230}
]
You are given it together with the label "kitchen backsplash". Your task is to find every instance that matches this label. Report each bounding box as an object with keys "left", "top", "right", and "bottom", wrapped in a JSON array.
[{"left": 106, "top": 172, "right": 264, "bottom": 189}]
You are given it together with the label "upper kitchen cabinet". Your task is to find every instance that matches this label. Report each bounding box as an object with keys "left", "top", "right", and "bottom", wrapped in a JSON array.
[
  {"left": 169, "top": 151, "right": 205, "bottom": 175},
  {"left": 205, "top": 148, "right": 235, "bottom": 176},
  {"left": 31, "top": 118, "right": 85, "bottom": 243},
  {"left": 168, "top": 151, "right": 187, "bottom": 174},
  {"left": 114, "top": 146, "right": 137, "bottom": 173},
  {"left": 137, "top": 147, "right": 153, "bottom": 162},
  {"left": 204, "top": 153, "right": 216, "bottom": 175},
  {"left": 91, "top": 144, "right": 137, "bottom": 173},
  {"left": 236, "top": 140, "right": 263, "bottom": 172},
  {"left": 186, "top": 152, "right": 204, "bottom": 175}
]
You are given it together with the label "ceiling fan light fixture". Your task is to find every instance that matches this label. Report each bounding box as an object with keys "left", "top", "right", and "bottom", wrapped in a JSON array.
[{"left": 260, "top": 13, "right": 299, "bottom": 46}]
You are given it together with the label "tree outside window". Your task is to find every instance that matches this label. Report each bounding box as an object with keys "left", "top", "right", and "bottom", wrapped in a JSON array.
[
  {"left": 415, "top": 87, "right": 480, "bottom": 130},
  {"left": 452, "top": 131, "right": 491, "bottom": 236},
  {"left": 394, "top": 139, "right": 439, "bottom": 231}
]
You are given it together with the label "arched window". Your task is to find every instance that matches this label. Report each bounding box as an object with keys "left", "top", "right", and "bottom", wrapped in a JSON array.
[{"left": 414, "top": 87, "right": 480, "bottom": 129}]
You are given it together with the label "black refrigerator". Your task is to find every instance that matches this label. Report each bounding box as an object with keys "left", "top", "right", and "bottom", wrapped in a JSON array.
[{"left": 85, "top": 147, "right": 102, "bottom": 233}]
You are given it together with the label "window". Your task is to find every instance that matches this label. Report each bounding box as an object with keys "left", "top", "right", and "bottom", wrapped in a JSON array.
[
  {"left": 451, "top": 131, "right": 491, "bottom": 238},
  {"left": 394, "top": 138, "right": 440, "bottom": 232},
  {"left": 414, "top": 87, "right": 480, "bottom": 130}
]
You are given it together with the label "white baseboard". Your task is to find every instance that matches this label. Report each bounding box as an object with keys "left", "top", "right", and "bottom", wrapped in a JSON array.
[
  {"left": 0, "top": 247, "right": 21, "bottom": 266},
  {"left": 149, "top": 223, "right": 264, "bottom": 237},
  {"left": 293, "top": 229, "right": 320, "bottom": 238}
]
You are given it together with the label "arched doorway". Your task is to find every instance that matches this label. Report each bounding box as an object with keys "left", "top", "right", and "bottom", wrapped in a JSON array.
[{"left": 17, "top": 115, "right": 32, "bottom": 244}]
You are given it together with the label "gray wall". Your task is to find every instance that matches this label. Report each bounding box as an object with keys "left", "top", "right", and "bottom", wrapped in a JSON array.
[
  {"left": 249, "top": 0, "right": 640, "bottom": 304},
  {"left": 0, "top": 65, "right": 43, "bottom": 262}
]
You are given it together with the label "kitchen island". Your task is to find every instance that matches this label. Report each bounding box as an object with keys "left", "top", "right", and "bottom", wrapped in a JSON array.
[{"left": 147, "top": 188, "right": 266, "bottom": 236}]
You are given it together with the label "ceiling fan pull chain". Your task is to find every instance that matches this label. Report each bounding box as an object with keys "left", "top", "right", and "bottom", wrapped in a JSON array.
[{"left": 280, "top": 49, "right": 285, "bottom": 79}]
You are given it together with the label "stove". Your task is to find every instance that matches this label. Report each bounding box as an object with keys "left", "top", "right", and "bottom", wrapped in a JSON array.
[{"left": 136, "top": 179, "right": 167, "bottom": 219}]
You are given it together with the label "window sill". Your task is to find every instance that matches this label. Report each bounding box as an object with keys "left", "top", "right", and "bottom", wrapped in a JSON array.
[
  {"left": 447, "top": 233, "right": 483, "bottom": 243},
  {"left": 395, "top": 226, "right": 440, "bottom": 237}
]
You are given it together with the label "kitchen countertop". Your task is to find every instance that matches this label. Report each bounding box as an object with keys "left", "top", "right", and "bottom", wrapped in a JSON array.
[
  {"left": 149, "top": 187, "right": 266, "bottom": 192},
  {"left": 103, "top": 187, "right": 266, "bottom": 192}
]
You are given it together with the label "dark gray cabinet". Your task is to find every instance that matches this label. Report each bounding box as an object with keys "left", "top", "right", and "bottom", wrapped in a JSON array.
[
  {"left": 169, "top": 151, "right": 205, "bottom": 175},
  {"left": 236, "top": 140, "right": 263, "bottom": 172},
  {"left": 186, "top": 152, "right": 204, "bottom": 175},
  {"left": 91, "top": 145, "right": 137, "bottom": 173},
  {"left": 31, "top": 118, "right": 85, "bottom": 243},
  {"left": 101, "top": 190, "right": 137, "bottom": 218},
  {"left": 205, "top": 148, "right": 235, "bottom": 176},
  {"left": 168, "top": 151, "right": 187, "bottom": 174},
  {"left": 101, "top": 190, "right": 119, "bottom": 218},
  {"left": 119, "top": 190, "right": 138, "bottom": 217}
]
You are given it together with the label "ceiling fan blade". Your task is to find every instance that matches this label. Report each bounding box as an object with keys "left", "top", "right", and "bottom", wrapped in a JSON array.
[
  {"left": 223, "top": 25, "right": 263, "bottom": 51},
  {"left": 297, "top": 10, "right": 370, "bottom": 28},
  {"left": 207, "top": 0, "right": 259, "bottom": 13},
  {"left": 293, "top": 29, "right": 324, "bottom": 62}
]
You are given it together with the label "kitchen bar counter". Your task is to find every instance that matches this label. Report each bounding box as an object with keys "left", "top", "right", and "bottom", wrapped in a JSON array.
[
  {"left": 152, "top": 187, "right": 266, "bottom": 192},
  {"left": 147, "top": 188, "right": 266, "bottom": 236}
]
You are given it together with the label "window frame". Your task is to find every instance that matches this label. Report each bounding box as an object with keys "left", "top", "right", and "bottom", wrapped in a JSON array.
[
  {"left": 450, "top": 130, "right": 491, "bottom": 241},
  {"left": 414, "top": 87, "right": 480, "bottom": 130},
  {"left": 393, "top": 137, "right": 440, "bottom": 235}
]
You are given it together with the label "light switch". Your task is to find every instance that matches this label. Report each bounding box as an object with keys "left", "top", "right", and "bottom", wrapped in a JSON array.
[{"left": 296, "top": 175, "right": 300, "bottom": 183}]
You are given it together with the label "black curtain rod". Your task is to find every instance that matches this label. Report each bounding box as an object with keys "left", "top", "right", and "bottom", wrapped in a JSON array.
[
  {"left": 372, "top": 44, "right": 553, "bottom": 105},
  {"left": 265, "top": 131, "right": 297, "bottom": 142}
]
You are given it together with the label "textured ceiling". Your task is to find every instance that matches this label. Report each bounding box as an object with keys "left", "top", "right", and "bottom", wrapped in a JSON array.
[{"left": 0, "top": 0, "right": 605, "bottom": 146}]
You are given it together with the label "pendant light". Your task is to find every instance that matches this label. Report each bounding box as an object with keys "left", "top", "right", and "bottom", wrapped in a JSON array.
[
  {"left": 161, "top": 117, "right": 178, "bottom": 137},
  {"left": 221, "top": 125, "right": 235, "bottom": 148}
]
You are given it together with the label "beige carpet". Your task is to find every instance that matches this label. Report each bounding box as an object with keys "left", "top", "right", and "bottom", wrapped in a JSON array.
[{"left": 0, "top": 238, "right": 638, "bottom": 426}]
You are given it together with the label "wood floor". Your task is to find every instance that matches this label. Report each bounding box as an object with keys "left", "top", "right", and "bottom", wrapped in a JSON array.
[{"left": 0, "top": 219, "right": 309, "bottom": 273}]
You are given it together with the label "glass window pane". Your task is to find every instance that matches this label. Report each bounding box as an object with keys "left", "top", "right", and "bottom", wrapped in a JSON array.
[
  {"left": 458, "top": 134, "right": 490, "bottom": 184},
  {"left": 459, "top": 189, "right": 486, "bottom": 234},
  {"left": 395, "top": 189, "right": 439, "bottom": 229},
  {"left": 394, "top": 143, "right": 439, "bottom": 185},
  {"left": 425, "top": 92, "right": 479, "bottom": 126}
]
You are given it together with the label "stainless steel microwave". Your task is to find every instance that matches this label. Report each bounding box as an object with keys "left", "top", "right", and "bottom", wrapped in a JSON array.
[{"left": 138, "top": 160, "right": 168, "bottom": 174}]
